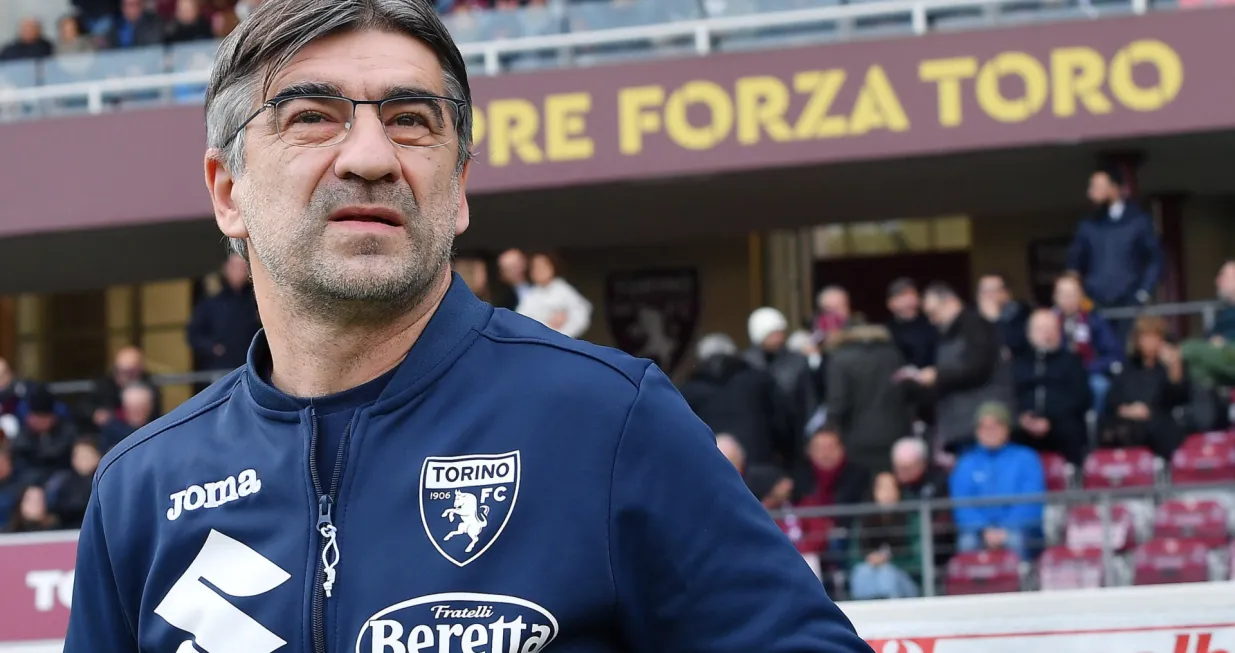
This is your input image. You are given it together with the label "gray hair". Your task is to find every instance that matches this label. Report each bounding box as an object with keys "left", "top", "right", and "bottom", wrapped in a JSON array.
[
  {"left": 696, "top": 333, "right": 737, "bottom": 361},
  {"left": 205, "top": 0, "right": 474, "bottom": 259},
  {"left": 891, "top": 437, "right": 928, "bottom": 464}
]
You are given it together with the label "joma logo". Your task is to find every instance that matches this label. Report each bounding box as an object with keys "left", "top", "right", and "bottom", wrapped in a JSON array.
[{"left": 167, "top": 469, "right": 262, "bottom": 521}]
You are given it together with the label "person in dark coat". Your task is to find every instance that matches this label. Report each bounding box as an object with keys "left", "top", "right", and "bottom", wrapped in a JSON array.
[
  {"left": 798, "top": 428, "right": 871, "bottom": 529},
  {"left": 885, "top": 278, "right": 937, "bottom": 370},
  {"left": 0, "top": 18, "right": 54, "bottom": 62},
  {"left": 744, "top": 307, "right": 819, "bottom": 440},
  {"left": 90, "top": 346, "right": 161, "bottom": 428},
  {"left": 907, "top": 282, "right": 1015, "bottom": 455},
  {"left": 977, "top": 273, "right": 1032, "bottom": 357},
  {"left": 1053, "top": 273, "right": 1124, "bottom": 414},
  {"left": 681, "top": 333, "right": 795, "bottom": 469},
  {"left": 10, "top": 387, "right": 79, "bottom": 486},
  {"left": 1067, "top": 166, "right": 1164, "bottom": 343},
  {"left": 188, "top": 254, "right": 263, "bottom": 372},
  {"left": 163, "top": 0, "right": 213, "bottom": 43},
  {"left": 1099, "top": 316, "right": 1189, "bottom": 459},
  {"left": 106, "top": 0, "right": 165, "bottom": 48},
  {"left": 825, "top": 323, "right": 913, "bottom": 475},
  {"left": 1012, "top": 310, "right": 1093, "bottom": 465},
  {"left": 0, "top": 444, "right": 34, "bottom": 522},
  {"left": 45, "top": 438, "right": 102, "bottom": 529}
]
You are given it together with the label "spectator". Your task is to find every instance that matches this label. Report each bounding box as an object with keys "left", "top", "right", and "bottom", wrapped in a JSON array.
[
  {"left": 786, "top": 329, "right": 826, "bottom": 403},
  {"left": 951, "top": 402, "right": 1046, "bottom": 560},
  {"left": 106, "top": 0, "right": 166, "bottom": 49},
  {"left": 0, "top": 358, "right": 32, "bottom": 438},
  {"left": 497, "top": 248, "right": 532, "bottom": 304},
  {"left": 164, "top": 0, "right": 213, "bottom": 43},
  {"left": 0, "top": 18, "right": 55, "bottom": 62},
  {"left": 73, "top": 0, "right": 122, "bottom": 36},
  {"left": 745, "top": 307, "right": 820, "bottom": 441},
  {"left": 99, "top": 383, "right": 157, "bottom": 453},
  {"left": 825, "top": 322, "right": 912, "bottom": 475},
  {"left": 885, "top": 278, "right": 937, "bottom": 370},
  {"left": 1181, "top": 260, "right": 1235, "bottom": 388},
  {"left": 976, "top": 273, "right": 1031, "bottom": 357},
  {"left": 211, "top": 7, "right": 240, "bottom": 39},
  {"left": 188, "top": 254, "right": 262, "bottom": 373},
  {"left": 1054, "top": 272, "right": 1123, "bottom": 413},
  {"left": 680, "top": 334, "right": 795, "bottom": 469},
  {"left": 0, "top": 444, "right": 33, "bottom": 521},
  {"left": 1099, "top": 316, "right": 1189, "bottom": 459},
  {"left": 46, "top": 438, "right": 101, "bottom": 529},
  {"left": 1067, "top": 166, "right": 1164, "bottom": 344},
  {"left": 11, "top": 388, "right": 79, "bottom": 485},
  {"left": 56, "top": 15, "right": 96, "bottom": 54},
  {"left": 848, "top": 472, "right": 921, "bottom": 600},
  {"left": 515, "top": 253, "right": 593, "bottom": 339},
  {"left": 800, "top": 427, "right": 871, "bottom": 525},
  {"left": 813, "top": 285, "right": 851, "bottom": 346},
  {"left": 92, "top": 346, "right": 161, "bottom": 428},
  {"left": 746, "top": 463, "right": 829, "bottom": 580},
  {"left": 715, "top": 433, "right": 747, "bottom": 476},
  {"left": 6, "top": 485, "right": 60, "bottom": 533},
  {"left": 1012, "top": 310, "right": 1092, "bottom": 465},
  {"left": 890, "top": 437, "right": 948, "bottom": 501},
  {"left": 911, "top": 282, "right": 1014, "bottom": 456},
  {"left": 455, "top": 253, "right": 517, "bottom": 311}
]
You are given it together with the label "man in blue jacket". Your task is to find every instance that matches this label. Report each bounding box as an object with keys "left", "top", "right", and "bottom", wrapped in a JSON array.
[
  {"left": 1067, "top": 166, "right": 1164, "bottom": 343},
  {"left": 63, "top": 2, "right": 871, "bottom": 652},
  {"left": 950, "top": 402, "right": 1046, "bottom": 561}
]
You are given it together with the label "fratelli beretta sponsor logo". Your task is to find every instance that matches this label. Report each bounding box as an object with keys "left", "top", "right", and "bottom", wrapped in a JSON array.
[
  {"left": 420, "top": 452, "right": 520, "bottom": 566},
  {"left": 355, "top": 592, "right": 558, "bottom": 653}
]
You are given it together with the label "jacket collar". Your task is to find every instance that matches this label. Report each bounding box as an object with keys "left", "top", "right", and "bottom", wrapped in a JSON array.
[{"left": 243, "top": 272, "right": 493, "bottom": 413}]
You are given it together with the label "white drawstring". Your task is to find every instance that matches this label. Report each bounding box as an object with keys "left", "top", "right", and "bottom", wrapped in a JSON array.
[{"left": 320, "top": 523, "right": 340, "bottom": 598}]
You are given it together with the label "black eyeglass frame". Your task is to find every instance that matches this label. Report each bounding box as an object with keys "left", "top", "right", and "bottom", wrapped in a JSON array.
[{"left": 220, "top": 93, "right": 470, "bottom": 150}]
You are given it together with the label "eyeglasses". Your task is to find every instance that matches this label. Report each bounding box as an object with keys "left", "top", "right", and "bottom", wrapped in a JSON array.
[{"left": 222, "top": 93, "right": 469, "bottom": 150}]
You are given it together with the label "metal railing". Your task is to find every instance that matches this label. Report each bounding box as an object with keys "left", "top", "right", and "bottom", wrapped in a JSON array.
[
  {"left": 1098, "top": 300, "right": 1224, "bottom": 334},
  {"left": 772, "top": 480, "right": 1235, "bottom": 598},
  {"left": 0, "top": 0, "right": 1151, "bottom": 110},
  {"left": 43, "top": 368, "right": 233, "bottom": 396}
]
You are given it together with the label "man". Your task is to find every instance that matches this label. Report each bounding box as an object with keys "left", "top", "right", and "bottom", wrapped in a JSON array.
[
  {"left": 885, "top": 278, "right": 936, "bottom": 370},
  {"left": 1067, "top": 166, "right": 1163, "bottom": 343},
  {"left": 910, "top": 282, "right": 1014, "bottom": 455},
  {"left": 745, "top": 307, "right": 820, "bottom": 441},
  {"left": 825, "top": 322, "right": 911, "bottom": 475},
  {"left": 46, "top": 437, "right": 103, "bottom": 529},
  {"left": 813, "top": 285, "right": 851, "bottom": 345},
  {"left": 950, "top": 402, "right": 1045, "bottom": 561},
  {"left": 188, "top": 253, "right": 263, "bottom": 373},
  {"left": 680, "top": 333, "right": 795, "bottom": 469},
  {"left": 11, "top": 387, "right": 78, "bottom": 485},
  {"left": 106, "top": 0, "right": 165, "bottom": 48},
  {"left": 889, "top": 437, "right": 947, "bottom": 501},
  {"left": 98, "top": 383, "right": 158, "bottom": 453},
  {"left": 715, "top": 433, "right": 747, "bottom": 476},
  {"left": 0, "top": 18, "right": 54, "bottom": 62},
  {"left": 91, "top": 346, "right": 161, "bottom": 427},
  {"left": 1053, "top": 273, "right": 1123, "bottom": 413},
  {"left": 1011, "top": 310, "right": 1092, "bottom": 465},
  {"left": 497, "top": 248, "right": 531, "bottom": 304},
  {"left": 0, "top": 443, "right": 33, "bottom": 521},
  {"left": 799, "top": 427, "right": 870, "bottom": 527},
  {"left": 65, "top": 3, "right": 869, "bottom": 652},
  {"left": 1181, "top": 260, "right": 1235, "bottom": 388},
  {"left": 976, "top": 273, "right": 1030, "bottom": 357}
]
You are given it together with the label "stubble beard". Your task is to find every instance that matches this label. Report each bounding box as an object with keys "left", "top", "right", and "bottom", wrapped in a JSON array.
[{"left": 242, "top": 177, "right": 459, "bottom": 325}]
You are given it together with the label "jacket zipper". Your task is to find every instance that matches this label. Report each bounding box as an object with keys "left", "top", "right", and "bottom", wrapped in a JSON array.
[{"left": 309, "top": 408, "right": 352, "bottom": 653}]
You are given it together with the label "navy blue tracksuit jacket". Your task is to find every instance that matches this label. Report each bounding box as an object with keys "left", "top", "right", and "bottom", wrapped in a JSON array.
[{"left": 64, "top": 275, "right": 870, "bottom": 653}]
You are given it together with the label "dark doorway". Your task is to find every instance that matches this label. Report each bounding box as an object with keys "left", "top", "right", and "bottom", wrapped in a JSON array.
[{"left": 814, "top": 252, "right": 972, "bottom": 323}]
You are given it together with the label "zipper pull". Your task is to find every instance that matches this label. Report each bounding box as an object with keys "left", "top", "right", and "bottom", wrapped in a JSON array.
[{"left": 317, "top": 495, "right": 340, "bottom": 598}]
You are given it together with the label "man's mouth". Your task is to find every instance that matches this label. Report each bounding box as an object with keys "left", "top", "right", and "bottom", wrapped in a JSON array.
[{"left": 327, "top": 206, "right": 406, "bottom": 228}]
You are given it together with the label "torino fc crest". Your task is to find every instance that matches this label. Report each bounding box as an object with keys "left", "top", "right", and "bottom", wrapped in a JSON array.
[{"left": 420, "top": 452, "right": 520, "bottom": 567}]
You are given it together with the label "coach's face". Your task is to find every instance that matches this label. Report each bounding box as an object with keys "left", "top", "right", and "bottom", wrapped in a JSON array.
[{"left": 215, "top": 29, "right": 470, "bottom": 308}]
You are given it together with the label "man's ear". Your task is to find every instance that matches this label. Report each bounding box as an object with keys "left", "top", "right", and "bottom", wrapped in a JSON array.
[
  {"left": 205, "top": 149, "right": 247, "bottom": 241},
  {"left": 454, "top": 160, "right": 471, "bottom": 236}
]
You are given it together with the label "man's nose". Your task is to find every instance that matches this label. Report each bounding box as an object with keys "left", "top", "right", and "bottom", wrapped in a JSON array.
[{"left": 333, "top": 106, "right": 401, "bottom": 183}]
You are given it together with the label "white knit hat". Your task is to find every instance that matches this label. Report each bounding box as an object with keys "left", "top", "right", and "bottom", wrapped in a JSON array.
[{"left": 747, "top": 307, "right": 788, "bottom": 347}]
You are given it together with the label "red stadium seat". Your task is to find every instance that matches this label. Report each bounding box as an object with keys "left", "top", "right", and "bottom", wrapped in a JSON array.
[
  {"left": 1039, "top": 546, "right": 1106, "bottom": 590},
  {"left": 1132, "top": 538, "right": 1210, "bottom": 586},
  {"left": 1066, "top": 504, "right": 1138, "bottom": 552},
  {"left": 1083, "top": 447, "right": 1157, "bottom": 489},
  {"left": 1040, "top": 451, "right": 1072, "bottom": 492},
  {"left": 945, "top": 549, "right": 1021, "bottom": 596},
  {"left": 1171, "top": 435, "right": 1235, "bottom": 485},
  {"left": 1154, "top": 499, "right": 1230, "bottom": 548}
]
